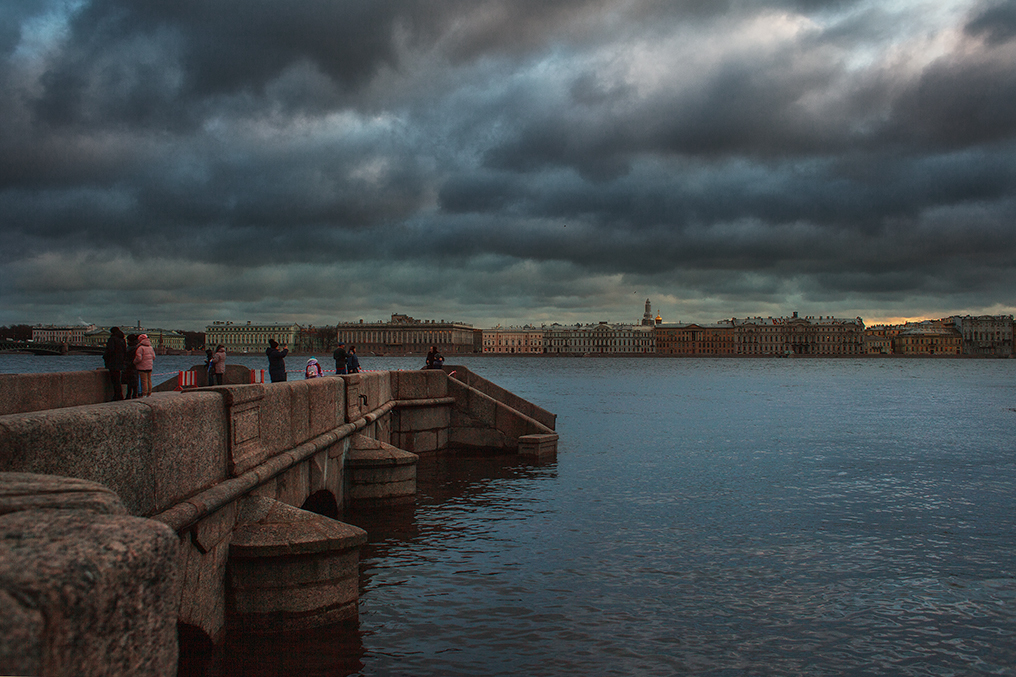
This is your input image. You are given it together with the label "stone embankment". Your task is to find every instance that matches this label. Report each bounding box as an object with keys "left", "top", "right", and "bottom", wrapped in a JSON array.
[{"left": 0, "top": 365, "right": 557, "bottom": 676}]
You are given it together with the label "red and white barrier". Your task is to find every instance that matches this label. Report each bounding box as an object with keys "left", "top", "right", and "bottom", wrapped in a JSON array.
[
  {"left": 175, "top": 370, "right": 198, "bottom": 390},
  {"left": 251, "top": 369, "right": 267, "bottom": 384}
]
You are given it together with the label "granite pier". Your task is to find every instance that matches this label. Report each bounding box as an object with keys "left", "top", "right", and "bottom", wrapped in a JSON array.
[{"left": 0, "top": 366, "right": 557, "bottom": 676}]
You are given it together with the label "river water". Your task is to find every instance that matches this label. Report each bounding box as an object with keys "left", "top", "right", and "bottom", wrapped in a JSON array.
[{"left": 3, "top": 354, "right": 1015, "bottom": 675}]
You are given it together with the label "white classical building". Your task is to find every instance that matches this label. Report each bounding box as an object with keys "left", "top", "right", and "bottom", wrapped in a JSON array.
[
  {"left": 543, "top": 322, "right": 655, "bottom": 355},
  {"left": 205, "top": 321, "right": 302, "bottom": 354},
  {"left": 31, "top": 324, "right": 96, "bottom": 345},
  {"left": 482, "top": 326, "right": 544, "bottom": 354}
]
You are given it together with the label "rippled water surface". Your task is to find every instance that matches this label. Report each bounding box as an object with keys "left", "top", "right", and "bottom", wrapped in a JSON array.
[{"left": 7, "top": 355, "right": 1013, "bottom": 675}]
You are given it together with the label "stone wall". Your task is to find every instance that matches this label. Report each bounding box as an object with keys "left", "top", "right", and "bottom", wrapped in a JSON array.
[
  {"left": 0, "top": 370, "right": 110, "bottom": 416},
  {"left": 442, "top": 365, "right": 557, "bottom": 430},
  {"left": 0, "top": 474, "right": 180, "bottom": 677},
  {"left": 0, "top": 367, "right": 557, "bottom": 647}
]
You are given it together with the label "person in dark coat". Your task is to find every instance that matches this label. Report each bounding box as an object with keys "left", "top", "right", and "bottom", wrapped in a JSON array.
[
  {"left": 204, "top": 349, "right": 214, "bottom": 386},
  {"left": 124, "top": 334, "right": 140, "bottom": 399},
  {"left": 102, "top": 326, "right": 127, "bottom": 400},
  {"left": 332, "top": 342, "right": 348, "bottom": 375},
  {"left": 346, "top": 345, "right": 360, "bottom": 374},
  {"left": 424, "top": 345, "right": 444, "bottom": 370},
  {"left": 266, "top": 339, "right": 289, "bottom": 382}
]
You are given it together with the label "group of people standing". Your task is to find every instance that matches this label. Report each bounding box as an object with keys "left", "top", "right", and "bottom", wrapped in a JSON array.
[
  {"left": 330, "top": 342, "right": 360, "bottom": 377},
  {"left": 204, "top": 344, "right": 227, "bottom": 386},
  {"left": 306, "top": 342, "right": 361, "bottom": 379},
  {"left": 102, "top": 327, "right": 156, "bottom": 400},
  {"left": 264, "top": 340, "right": 360, "bottom": 382}
]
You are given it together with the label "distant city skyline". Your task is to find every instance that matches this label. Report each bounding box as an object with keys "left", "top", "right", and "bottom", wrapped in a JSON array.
[
  {"left": 2, "top": 1, "right": 1014, "bottom": 331},
  {"left": 8, "top": 304, "right": 1013, "bottom": 335}
]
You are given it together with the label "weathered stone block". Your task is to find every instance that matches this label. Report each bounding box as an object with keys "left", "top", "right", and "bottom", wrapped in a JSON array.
[
  {"left": 406, "top": 429, "right": 439, "bottom": 454},
  {"left": 227, "top": 497, "right": 366, "bottom": 633},
  {"left": 518, "top": 433, "right": 559, "bottom": 458},
  {"left": 0, "top": 401, "right": 157, "bottom": 516},
  {"left": 228, "top": 548, "right": 358, "bottom": 590},
  {"left": 346, "top": 435, "right": 418, "bottom": 501},
  {"left": 349, "top": 461, "right": 417, "bottom": 483},
  {"left": 258, "top": 383, "right": 293, "bottom": 456},
  {"left": 0, "top": 509, "right": 180, "bottom": 677},
  {"left": 0, "top": 472, "right": 126, "bottom": 516},
  {"left": 448, "top": 378, "right": 497, "bottom": 429},
  {"left": 495, "top": 401, "right": 537, "bottom": 441},
  {"left": 344, "top": 375, "right": 363, "bottom": 421},
  {"left": 272, "top": 464, "right": 311, "bottom": 509},
  {"left": 398, "top": 405, "right": 450, "bottom": 433},
  {"left": 149, "top": 392, "right": 228, "bottom": 514},
  {"left": 177, "top": 529, "right": 230, "bottom": 642},
  {"left": 306, "top": 377, "right": 338, "bottom": 436},
  {"left": 450, "top": 427, "right": 510, "bottom": 451},
  {"left": 288, "top": 380, "right": 311, "bottom": 446},
  {"left": 347, "top": 479, "right": 416, "bottom": 501},
  {"left": 393, "top": 369, "right": 448, "bottom": 400},
  {"left": 0, "top": 371, "right": 110, "bottom": 416}
]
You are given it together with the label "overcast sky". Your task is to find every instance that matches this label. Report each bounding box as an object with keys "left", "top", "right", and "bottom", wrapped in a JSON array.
[{"left": 2, "top": 0, "right": 1014, "bottom": 331}]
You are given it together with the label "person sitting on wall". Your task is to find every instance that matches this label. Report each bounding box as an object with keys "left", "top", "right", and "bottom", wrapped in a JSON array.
[
  {"left": 266, "top": 340, "right": 288, "bottom": 383},
  {"left": 424, "top": 345, "right": 444, "bottom": 370},
  {"left": 305, "top": 358, "right": 323, "bottom": 379},
  {"left": 333, "top": 341, "right": 348, "bottom": 375}
]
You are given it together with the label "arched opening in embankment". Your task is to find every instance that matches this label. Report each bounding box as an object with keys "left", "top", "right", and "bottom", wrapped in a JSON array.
[{"left": 300, "top": 490, "right": 340, "bottom": 519}]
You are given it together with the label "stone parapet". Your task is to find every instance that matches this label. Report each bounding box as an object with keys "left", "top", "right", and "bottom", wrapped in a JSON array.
[
  {"left": 445, "top": 374, "right": 556, "bottom": 452},
  {"left": 0, "top": 393, "right": 227, "bottom": 516},
  {"left": 0, "top": 473, "right": 180, "bottom": 677},
  {"left": 0, "top": 370, "right": 110, "bottom": 416},
  {"left": 444, "top": 365, "right": 557, "bottom": 430}
]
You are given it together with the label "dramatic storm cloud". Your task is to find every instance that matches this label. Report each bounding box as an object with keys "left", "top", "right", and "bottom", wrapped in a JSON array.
[{"left": 1, "top": 0, "right": 1014, "bottom": 329}]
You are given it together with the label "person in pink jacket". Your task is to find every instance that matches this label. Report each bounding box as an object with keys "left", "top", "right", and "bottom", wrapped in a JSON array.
[
  {"left": 133, "top": 334, "right": 156, "bottom": 396},
  {"left": 211, "top": 344, "right": 227, "bottom": 385}
]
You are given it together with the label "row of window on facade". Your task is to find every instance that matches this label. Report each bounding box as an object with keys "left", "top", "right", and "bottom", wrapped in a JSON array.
[{"left": 26, "top": 313, "right": 1012, "bottom": 357}]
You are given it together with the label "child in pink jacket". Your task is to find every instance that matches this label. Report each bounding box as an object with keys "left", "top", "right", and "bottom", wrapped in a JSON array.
[{"left": 133, "top": 334, "right": 156, "bottom": 396}]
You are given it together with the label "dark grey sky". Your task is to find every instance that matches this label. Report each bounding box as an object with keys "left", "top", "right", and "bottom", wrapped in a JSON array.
[{"left": 2, "top": 0, "right": 1014, "bottom": 330}]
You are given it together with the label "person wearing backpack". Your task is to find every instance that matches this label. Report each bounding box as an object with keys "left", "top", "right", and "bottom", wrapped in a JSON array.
[{"left": 305, "top": 358, "right": 323, "bottom": 379}]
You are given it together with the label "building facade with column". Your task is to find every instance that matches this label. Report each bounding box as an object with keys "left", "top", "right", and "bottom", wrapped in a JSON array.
[
  {"left": 944, "top": 315, "right": 1014, "bottom": 356},
  {"left": 84, "top": 326, "right": 187, "bottom": 351},
  {"left": 656, "top": 322, "right": 736, "bottom": 356},
  {"left": 483, "top": 326, "right": 545, "bottom": 354},
  {"left": 543, "top": 322, "right": 655, "bottom": 355},
  {"left": 31, "top": 324, "right": 96, "bottom": 345},
  {"left": 894, "top": 321, "right": 963, "bottom": 356},
  {"left": 335, "top": 314, "right": 482, "bottom": 355},
  {"left": 734, "top": 314, "right": 865, "bottom": 356},
  {"left": 205, "top": 322, "right": 302, "bottom": 354}
]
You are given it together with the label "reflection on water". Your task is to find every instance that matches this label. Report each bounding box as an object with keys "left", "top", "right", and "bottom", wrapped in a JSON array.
[{"left": 101, "top": 357, "right": 1016, "bottom": 675}]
